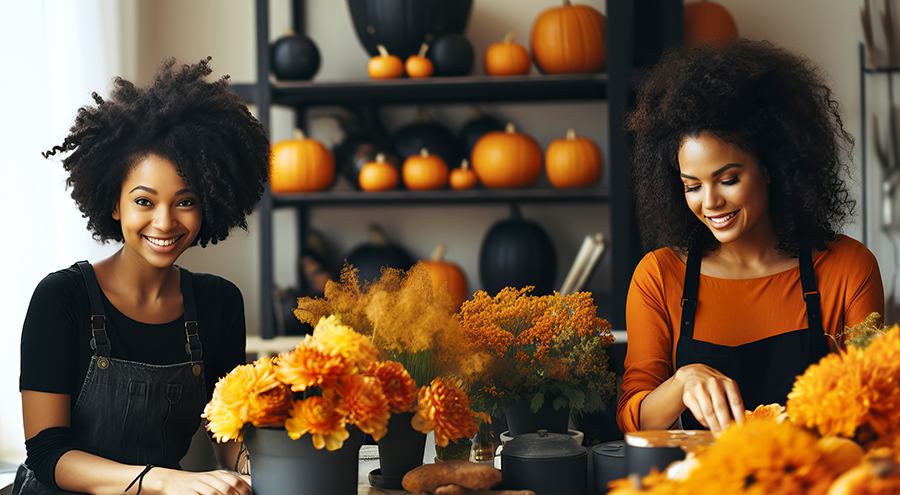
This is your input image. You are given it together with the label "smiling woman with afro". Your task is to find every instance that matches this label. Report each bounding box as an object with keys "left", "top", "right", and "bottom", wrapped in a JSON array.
[
  {"left": 617, "top": 40, "right": 883, "bottom": 438},
  {"left": 16, "top": 57, "right": 268, "bottom": 495}
]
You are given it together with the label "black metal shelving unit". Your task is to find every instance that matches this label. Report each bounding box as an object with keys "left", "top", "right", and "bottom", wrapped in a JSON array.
[{"left": 244, "top": 0, "right": 682, "bottom": 338}]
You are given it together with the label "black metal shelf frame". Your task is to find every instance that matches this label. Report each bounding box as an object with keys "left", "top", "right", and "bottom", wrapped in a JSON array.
[{"left": 247, "top": 0, "right": 682, "bottom": 338}]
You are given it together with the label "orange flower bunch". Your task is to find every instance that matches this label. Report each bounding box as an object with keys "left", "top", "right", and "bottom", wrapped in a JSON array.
[
  {"left": 458, "top": 287, "right": 616, "bottom": 416},
  {"left": 787, "top": 323, "right": 900, "bottom": 449},
  {"left": 411, "top": 376, "right": 490, "bottom": 447}
]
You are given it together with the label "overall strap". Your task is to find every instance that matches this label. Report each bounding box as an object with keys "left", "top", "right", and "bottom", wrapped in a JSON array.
[
  {"left": 679, "top": 249, "right": 702, "bottom": 340},
  {"left": 76, "top": 261, "right": 111, "bottom": 357},
  {"left": 178, "top": 267, "right": 202, "bottom": 362},
  {"left": 799, "top": 242, "right": 825, "bottom": 336}
]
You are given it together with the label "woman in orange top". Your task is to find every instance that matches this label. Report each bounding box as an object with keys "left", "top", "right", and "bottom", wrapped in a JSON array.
[{"left": 617, "top": 40, "right": 884, "bottom": 433}]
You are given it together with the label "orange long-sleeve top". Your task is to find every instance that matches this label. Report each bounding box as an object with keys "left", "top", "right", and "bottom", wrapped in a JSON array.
[{"left": 616, "top": 235, "right": 884, "bottom": 433}]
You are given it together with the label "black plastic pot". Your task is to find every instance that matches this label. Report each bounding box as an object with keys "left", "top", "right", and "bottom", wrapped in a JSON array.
[{"left": 501, "top": 430, "right": 586, "bottom": 495}]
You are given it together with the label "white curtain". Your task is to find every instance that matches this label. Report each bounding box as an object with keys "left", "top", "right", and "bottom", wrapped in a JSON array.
[{"left": 0, "top": 0, "right": 124, "bottom": 461}]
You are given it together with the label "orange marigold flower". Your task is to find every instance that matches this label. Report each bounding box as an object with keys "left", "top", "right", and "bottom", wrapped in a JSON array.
[
  {"left": 336, "top": 373, "right": 391, "bottom": 441},
  {"left": 275, "top": 339, "right": 348, "bottom": 392},
  {"left": 311, "top": 315, "right": 379, "bottom": 371},
  {"left": 204, "top": 357, "right": 291, "bottom": 442},
  {"left": 745, "top": 403, "right": 786, "bottom": 423},
  {"left": 284, "top": 393, "right": 350, "bottom": 451},
  {"left": 412, "top": 377, "right": 479, "bottom": 447},
  {"left": 787, "top": 349, "right": 869, "bottom": 438},
  {"left": 367, "top": 360, "right": 418, "bottom": 413},
  {"left": 607, "top": 470, "right": 678, "bottom": 495}
]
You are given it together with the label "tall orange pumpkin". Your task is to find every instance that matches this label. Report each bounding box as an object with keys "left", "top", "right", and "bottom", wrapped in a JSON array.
[
  {"left": 545, "top": 128, "right": 603, "bottom": 189},
  {"left": 270, "top": 129, "right": 334, "bottom": 193},
  {"left": 485, "top": 32, "right": 531, "bottom": 76},
  {"left": 683, "top": 1, "right": 738, "bottom": 48},
  {"left": 530, "top": 0, "right": 606, "bottom": 74},
  {"left": 421, "top": 244, "right": 469, "bottom": 312},
  {"left": 471, "top": 123, "right": 542, "bottom": 189}
]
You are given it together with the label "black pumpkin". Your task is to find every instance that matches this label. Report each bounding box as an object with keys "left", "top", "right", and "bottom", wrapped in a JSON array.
[
  {"left": 458, "top": 108, "right": 505, "bottom": 162},
  {"left": 347, "top": 0, "right": 473, "bottom": 59},
  {"left": 479, "top": 206, "right": 557, "bottom": 296},
  {"left": 346, "top": 224, "right": 414, "bottom": 283},
  {"left": 270, "top": 29, "right": 321, "bottom": 81},
  {"left": 392, "top": 109, "right": 464, "bottom": 170},
  {"left": 428, "top": 34, "right": 474, "bottom": 76}
]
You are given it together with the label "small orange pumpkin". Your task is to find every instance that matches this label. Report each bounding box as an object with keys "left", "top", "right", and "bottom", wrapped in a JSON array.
[
  {"left": 270, "top": 129, "right": 334, "bottom": 193},
  {"left": 358, "top": 153, "right": 399, "bottom": 191},
  {"left": 683, "top": 1, "right": 738, "bottom": 49},
  {"left": 421, "top": 244, "right": 469, "bottom": 311},
  {"left": 405, "top": 43, "right": 434, "bottom": 78},
  {"left": 484, "top": 32, "right": 531, "bottom": 76},
  {"left": 449, "top": 159, "right": 478, "bottom": 190},
  {"left": 530, "top": 0, "right": 606, "bottom": 74},
  {"left": 545, "top": 128, "right": 603, "bottom": 189},
  {"left": 402, "top": 148, "right": 448, "bottom": 190},
  {"left": 368, "top": 44, "right": 404, "bottom": 79},
  {"left": 471, "top": 123, "right": 542, "bottom": 189}
]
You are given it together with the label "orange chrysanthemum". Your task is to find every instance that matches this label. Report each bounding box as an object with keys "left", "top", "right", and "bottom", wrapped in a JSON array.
[
  {"left": 204, "top": 357, "right": 293, "bottom": 442},
  {"left": 275, "top": 339, "right": 348, "bottom": 392},
  {"left": 412, "top": 377, "right": 479, "bottom": 447},
  {"left": 745, "top": 403, "right": 786, "bottom": 422},
  {"left": 310, "top": 315, "right": 379, "bottom": 372},
  {"left": 336, "top": 373, "right": 391, "bottom": 441},
  {"left": 367, "top": 360, "right": 419, "bottom": 413},
  {"left": 679, "top": 419, "right": 837, "bottom": 495},
  {"left": 284, "top": 392, "right": 350, "bottom": 451}
]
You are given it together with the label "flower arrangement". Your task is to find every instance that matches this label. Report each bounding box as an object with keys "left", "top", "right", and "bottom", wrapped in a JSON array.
[
  {"left": 458, "top": 286, "right": 617, "bottom": 417},
  {"left": 203, "top": 314, "right": 481, "bottom": 450}
]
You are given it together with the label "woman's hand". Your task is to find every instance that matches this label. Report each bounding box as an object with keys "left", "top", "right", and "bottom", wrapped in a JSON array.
[
  {"left": 675, "top": 363, "right": 744, "bottom": 433},
  {"left": 145, "top": 468, "right": 251, "bottom": 495}
]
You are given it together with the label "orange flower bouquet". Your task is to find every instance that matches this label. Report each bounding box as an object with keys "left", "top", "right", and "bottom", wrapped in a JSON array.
[
  {"left": 458, "top": 286, "right": 617, "bottom": 418},
  {"left": 203, "top": 314, "right": 480, "bottom": 451}
]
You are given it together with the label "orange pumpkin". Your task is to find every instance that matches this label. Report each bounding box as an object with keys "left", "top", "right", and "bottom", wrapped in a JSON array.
[
  {"left": 270, "top": 129, "right": 334, "bottom": 193},
  {"left": 471, "top": 123, "right": 542, "bottom": 189},
  {"left": 368, "top": 44, "right": 404, "bottom": 79},
  {"left": 405, "top": 43, "right": 434, "bottom": 78},
  {"left": 530, "top": 0, "right": 606, "bottom": 74},
  {"left": 683, "top": 1, "right": 738, "bottom": 49},
  {"left": 449, "top": 159, "right": 478, "bottom": 190},
  {"left": 545, "top": 128, "right": 603, "bottom": 189},
  {"left": 421, "top": 244, "right": 469, "bottom": 311},
  {"left": 402, "top": 148, "right": 448, "bottom": 190},
  {"left": 359, "top": 153, "right": 399, "bottom": 191},
  {"left": 484, "top": 32, "right": 531, "bottom": 76}
]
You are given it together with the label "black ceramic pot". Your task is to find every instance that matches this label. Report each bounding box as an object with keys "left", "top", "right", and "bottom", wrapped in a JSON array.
[{"left": 501, "top": 430, "right": 587, "bottom": 495}]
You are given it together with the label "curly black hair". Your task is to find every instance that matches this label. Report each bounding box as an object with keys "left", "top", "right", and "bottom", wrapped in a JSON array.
[
  {"left": 45, "top": 57, "right": 270, "bottom": 247},
  {"left": 625, "top": 40, "right": 855, "bottom": 256}
]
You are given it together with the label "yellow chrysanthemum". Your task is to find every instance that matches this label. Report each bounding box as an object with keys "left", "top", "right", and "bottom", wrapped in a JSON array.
[
  {"left": 745, "top": 403, "right": 786, "bottom": 422},
  {"left": 367, "top": 360, "right": 419, "bottom": 413},
  {"left": 337, "top": 373, "right": 391, "bottom": 441},
  {"left": 284, "top": 393, "right": 350, "bottom": 451},
  {"left": 275, "top": 339, "right": 348, "bottom": 392},
  {"left": 679, "top": 419, "right": 837, "bottom": 495},
  {"left": 412, "top": 377, "right": 479, "bottom": 447},
  {"left": 311, "top": 315, "right": 379, "bottom": 371}
]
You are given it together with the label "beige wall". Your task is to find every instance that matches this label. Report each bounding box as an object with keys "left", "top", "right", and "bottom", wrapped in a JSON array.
[{"left": 130, "top": 0, "right": 885, "bottom": 336}]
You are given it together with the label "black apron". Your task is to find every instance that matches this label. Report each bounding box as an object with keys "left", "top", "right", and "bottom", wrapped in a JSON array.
[
  {"left": 675, "top": 245, "right": 831, "bottom": 430},
  {"left": 13, "top": 262, "right": 206, "bottom": 495}
]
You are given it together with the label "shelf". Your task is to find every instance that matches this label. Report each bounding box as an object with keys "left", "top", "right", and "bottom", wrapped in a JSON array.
[
  {"left": 863, "top": 66, "right": 900, "bottom": 74},
  {"left": 230, "top": 73, "right": 607, "bottom": 107},
  {"left": 271, "top": 186, "right": 610, "bottom": 207}
]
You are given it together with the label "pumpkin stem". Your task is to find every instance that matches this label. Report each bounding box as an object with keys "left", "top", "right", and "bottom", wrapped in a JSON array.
[
  {"left": 503, "top": 32, "right": 517, "bottom": 44},
  {"left": 375, "top": 153, "right": 386, "bottom": 164},
  {"left": 430, "top": 243, "right": 447, "bottom": 262},
  {"left": 460, "top": 159, "right": 470, "bottom": 170},
  {"left": 417, "top": 43, "right": 429, "bottom": 59},
  {"left": 368, "top": 224, "right": 389, "bottom": 246},
  {"left": 420, "top": 148, "right": 430, "bottom": 157},
  {"left": 284, "top": 27, "right": 296, "bottom": 36},
  {"left": 417, "top": 106, "right": 432, "bottom": 122},
  {"left": 293, "top": 129, "right": 306, "bottom": 140},
  {"left": 376, "top": 44, "right": 390, "bottom": 58},
  {"left": 504, "top": 122, "right": 517, "bottom": 134},
  {"left": 566, "top": 128, "right": 577, "bottom": 140},
  {"left": 562, "top": 0, "right": 572, "bottom": 6}
]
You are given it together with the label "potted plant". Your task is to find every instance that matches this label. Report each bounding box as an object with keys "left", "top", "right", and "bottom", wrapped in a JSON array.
[{"left": 458, "top": 286, "right": 617, "bottom": 436}]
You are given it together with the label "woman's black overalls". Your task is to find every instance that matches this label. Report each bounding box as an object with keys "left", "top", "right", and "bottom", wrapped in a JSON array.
[
  {"left": 13, "top": 262, "right": 206, "bottom": 495},
  {"left": 675, "top": 245, "right": 831, "bottom": 430}
]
